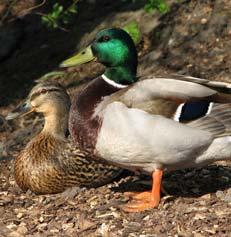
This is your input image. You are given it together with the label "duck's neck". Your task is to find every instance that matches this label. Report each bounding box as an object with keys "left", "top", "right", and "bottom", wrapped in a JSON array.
[
  {"left": 42, "top": 112, "right": 68, "bottom": 139},
  {"left": 70, "top": 77, "right": 121, "bottom": 150},
  {"left": 104, "top": 66, "right": 137, "bottom": 86},
  {"left": 76, "top": 76, "right": 120, "bottom": 117}
]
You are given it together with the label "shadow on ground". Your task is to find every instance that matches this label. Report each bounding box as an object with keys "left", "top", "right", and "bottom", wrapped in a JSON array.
[
  {"left": 112, "top": 165, "right": 231, "bottom": 199},
  {"left": 0, "top": 0, "right": 146, "bottom": 106}
]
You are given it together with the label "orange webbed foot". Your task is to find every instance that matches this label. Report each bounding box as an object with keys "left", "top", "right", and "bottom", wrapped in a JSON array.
[
  {"left": 122, "top": 169, "right": 163, "bottom": 213},
  {"left": 122, "top": 192, "right": 160, "bottom": 212}
]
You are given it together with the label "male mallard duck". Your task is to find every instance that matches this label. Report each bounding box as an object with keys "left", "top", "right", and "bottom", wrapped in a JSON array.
[
  {"left": 60, "top": 28, "right": 231, "bottom": 212},
  {"left": 6, "top": 82, "right": 122, "bottom": 194}
]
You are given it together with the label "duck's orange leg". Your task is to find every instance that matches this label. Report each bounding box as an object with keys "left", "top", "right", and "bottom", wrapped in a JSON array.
[{"left": 122, "top": 169, "right": 163, "bottom": 212}]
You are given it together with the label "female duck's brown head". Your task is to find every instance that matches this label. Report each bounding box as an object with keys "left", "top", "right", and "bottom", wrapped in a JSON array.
[{"left": 6, "top": 82, "right": 71, "bottom": 137}]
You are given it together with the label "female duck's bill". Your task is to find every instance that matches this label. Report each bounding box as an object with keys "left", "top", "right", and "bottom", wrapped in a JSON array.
[{"left": 6, "top": 100, "right": 34, "bottom": 120}]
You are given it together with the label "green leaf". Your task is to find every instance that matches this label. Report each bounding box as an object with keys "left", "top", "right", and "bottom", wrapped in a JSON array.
[
  {"left": 123, "top": 21, "right": 141, "bottom": 45},
  {"left": 144, "top": 0, "right": 169, "bottom": 14},
  {"left": 41, "top": 1, "right": 79, "bottom": 29},
  {"left": 68, "top": 5, "right": 78, "bottom": 14},
  {"left": 158, "top": 2, "right": 169, "bottom": 13}
]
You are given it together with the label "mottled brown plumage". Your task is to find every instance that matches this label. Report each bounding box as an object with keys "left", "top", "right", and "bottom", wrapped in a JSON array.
[{"left": 7, "top": 82, "right": 122, "bottom": 194}]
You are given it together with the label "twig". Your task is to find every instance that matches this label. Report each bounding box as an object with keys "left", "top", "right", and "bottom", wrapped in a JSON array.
[
  {"left": 76, "top": 223, "right": 98, "bottom": 235},
  {"left": 0, "top": 115, "right": 12, "bottom": 132},
  {"left": 0, "top": 0, "right": 17, "bottom": 26},
  {"left": 68, "top": 0, "right": 80, "bottom": 12},
  {"left": 16, "top": 0, "right": 47, "bottom": 18},
  {"left": 35, "top": 12, "right": 69, "bottom": 32},
  {"left": 0, "top": 0, "right": 47, "bottom": 25}
]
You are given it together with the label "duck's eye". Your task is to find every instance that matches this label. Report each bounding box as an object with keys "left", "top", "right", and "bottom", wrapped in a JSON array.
[
  {"left": 40, "top": 89, "right": 47, "bottom": 94},
  {"left": 98, "top": 35, "right": 110, "bottom": 43}
]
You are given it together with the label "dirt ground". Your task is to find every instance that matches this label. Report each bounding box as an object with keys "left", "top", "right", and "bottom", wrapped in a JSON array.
[{"left": 0, "top": 0, "right": 231, "bottom": 236}]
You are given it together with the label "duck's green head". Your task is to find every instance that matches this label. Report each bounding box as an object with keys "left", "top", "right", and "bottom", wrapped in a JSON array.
[
  {"left": 60, "top": 28, "right": 138, "bottom": 85},
  {"left": 92, "top": 28, "right": 137, "bottom": 70}
]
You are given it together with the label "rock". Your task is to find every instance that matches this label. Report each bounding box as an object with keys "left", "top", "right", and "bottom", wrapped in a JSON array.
[
  {"left": 16, "top": 213, "right": 23, "bottom": 219},
  {"left": 98, "top": 223, "right": 110, "bottom": 237},
  {"left": 9, "top": 231, "right": 24, "bottom": 237},
  {"left": 0, "top": 20, "right": 23, "bottom": 61},
  {"left": 224, "top": 188, "right": 231, "bottom": 202},
  {"left": 16, "top": 225, "right": 28, "bottom": 235},
  {"left": 193, "top": 233, "right": 206, "bottom": 237},
  {"left": 200, "top": 193, "right": 211, "bottom": 200},
  {"left": 201, "top": 18, "right": 208, "bottom": 24},
  {"left": 216, "top": 190, "right": 225, "bottom": 199}
]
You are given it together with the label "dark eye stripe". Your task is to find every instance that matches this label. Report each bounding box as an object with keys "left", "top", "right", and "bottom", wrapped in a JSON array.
[{"left": 30, "top": 88, "right": 61, "bottom": 100}]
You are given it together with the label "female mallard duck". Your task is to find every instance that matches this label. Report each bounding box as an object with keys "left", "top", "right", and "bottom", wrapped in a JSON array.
[
  {"left": 6, "top": 82, "right": 122, "bottom": 194},
  {"left": 60, "top": 28, "right": 231, "bottom": 212}
]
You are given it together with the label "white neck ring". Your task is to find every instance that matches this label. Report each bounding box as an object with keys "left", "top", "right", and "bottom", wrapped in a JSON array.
[{"left": 102, "top": 74, "right": 128, "bottom": 89}]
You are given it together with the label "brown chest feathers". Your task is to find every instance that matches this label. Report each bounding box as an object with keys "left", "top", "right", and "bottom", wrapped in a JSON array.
[
  {"left": 69, "top": 77, "right": 119, "bottom": 155},
  {"left": 14, "top": 132, "right": 121, "bottom": 194}
]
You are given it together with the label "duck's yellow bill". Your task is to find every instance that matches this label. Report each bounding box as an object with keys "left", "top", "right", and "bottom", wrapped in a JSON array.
[{"left": 60, "top": 46, "right": 95, "bottom": 68}]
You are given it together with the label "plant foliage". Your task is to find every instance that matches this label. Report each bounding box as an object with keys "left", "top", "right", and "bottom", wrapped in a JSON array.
[
  {"left": 144, "top": 0, "right": 169, "bottom": 13},
  {"left": 123, "top": 21, "right": 141, "bottom": 45},
  {"left": 41, "top": 1, "right": 78, "bottom": 29},
  {"left": 41, "top": 0, "right": 169, "bottom": 30}
]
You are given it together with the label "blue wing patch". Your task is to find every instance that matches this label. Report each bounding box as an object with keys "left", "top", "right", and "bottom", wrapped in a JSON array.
[{"left": 179, "top": 101, "right": 212, "bottom": 122}]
